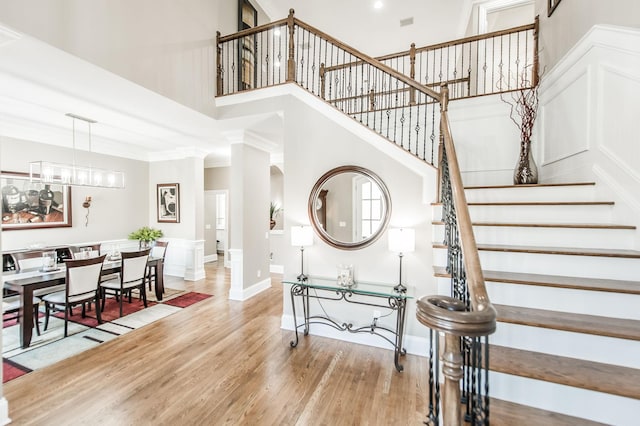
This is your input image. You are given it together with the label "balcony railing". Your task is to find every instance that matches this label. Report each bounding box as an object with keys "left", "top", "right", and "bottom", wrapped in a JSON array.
[{"left": 217, "top": 11, "right": 503, "bottom": 425}]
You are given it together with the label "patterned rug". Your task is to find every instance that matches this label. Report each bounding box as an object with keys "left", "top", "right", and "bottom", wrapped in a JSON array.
[{"left": 2, "top": 290, "right": 212, "bottom": 383}]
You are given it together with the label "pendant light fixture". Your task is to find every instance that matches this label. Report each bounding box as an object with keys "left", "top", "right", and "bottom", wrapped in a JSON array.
[{"left": 29, "top": 113, "right": 126, "bottom": 189}]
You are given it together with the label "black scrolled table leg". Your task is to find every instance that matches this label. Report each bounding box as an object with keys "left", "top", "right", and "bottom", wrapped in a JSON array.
[
  {"left": 290, "top": 284, "right": 300, "bottom": 348},
  {"left": 394, "top": 297, "right": 408, "bottom": 372},
  {"left": 303, "top": 286, "right": 310, "bottom": 336}
]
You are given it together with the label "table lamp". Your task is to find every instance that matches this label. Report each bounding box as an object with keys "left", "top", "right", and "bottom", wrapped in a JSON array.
[
  {"left": 291, "top": 225, "right": 313, "bottom": 282},
  {"left": 388, "top": 228, "right": 415, "bottom": 293}
]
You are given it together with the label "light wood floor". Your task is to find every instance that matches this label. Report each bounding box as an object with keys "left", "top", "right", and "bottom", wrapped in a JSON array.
[{"left": 4, "top": 259, "right": 429, "bottom": 425}]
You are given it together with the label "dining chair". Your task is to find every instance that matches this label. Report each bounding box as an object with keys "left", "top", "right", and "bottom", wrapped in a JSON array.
[
  {"left": 3, "top": 295, "right": 41, "bottom": 336},
  {"left": 100, "top": 249, "right": 150, "bottom": 317},
  {"left": 147, "top": 241, "right": 168, "bottom": 291},
  {"left": 11, "top": 250, "right": 66, "bottom": 298},
  {"left": 41, "top": 254, "right": 106, "bottom": 337},
  {"left": 70, "top": 243, "right": 101, "bottom": 259}
]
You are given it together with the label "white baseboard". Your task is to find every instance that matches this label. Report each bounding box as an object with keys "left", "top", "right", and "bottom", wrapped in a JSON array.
[
  {"left": 229, "top": 277, "right": 271, "bottom": 301},
  {"left": 280, "top": 314, "right": 428, "bottom": 357},
  {"left": 0, "top": 397, "right": 9, "bottom": 425},
  {"left": 269, "top": 264, "right": 283, "bottom": 274},
  {"left": 204, "top": 254, "right": 218, "bottom": 263}
]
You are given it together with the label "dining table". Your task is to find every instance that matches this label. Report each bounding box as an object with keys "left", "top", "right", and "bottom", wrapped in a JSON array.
[{"left": 3, "top": 256, "right": 165, "bottom": 348}]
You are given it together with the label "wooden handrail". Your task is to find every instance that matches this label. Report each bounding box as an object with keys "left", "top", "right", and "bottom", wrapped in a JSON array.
[
  {"left": 217, "top": 17, "right": 289, "bottom": 43},
  {"left": 376, "top": 22, "right": 537, "bottom": 61},
  {"left": 292, "top": 17, "right": 442, "bottom": 102}
]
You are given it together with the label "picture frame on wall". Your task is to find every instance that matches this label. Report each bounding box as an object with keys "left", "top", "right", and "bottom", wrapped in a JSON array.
[
  {"left": 157, "top": 183, "right": 180, "bottom": 223},
  {"left": 238, "top": 0, "right": 257, "bottom": 90},
  {"left": 1, "top": 171, "right": 72, "bottom": 230},
  {"left": 548, "top": 0, "right": 562, "bottom": 17}
]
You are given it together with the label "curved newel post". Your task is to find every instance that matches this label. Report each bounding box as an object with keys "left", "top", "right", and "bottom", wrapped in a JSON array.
[
  {"left": 216, "top": 31, "right": 222, "bottom": 96},
  {"left": 442, "top": 334, "right": 463, "bottom": 426},
  {"left": 287, "top": 9, "right": 296, "bottom": 82}
]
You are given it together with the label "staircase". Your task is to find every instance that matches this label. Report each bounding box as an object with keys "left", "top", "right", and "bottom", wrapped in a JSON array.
[{"left": 433, "top": 182, "right": 640, "bottom": 425}]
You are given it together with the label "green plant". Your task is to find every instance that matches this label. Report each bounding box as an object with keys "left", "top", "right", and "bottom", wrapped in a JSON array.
[
  {"left": 128, "top": 226, "right": 164, "bottom": 242},
  {"left": 270, "top": 202, "right": 282, "bottom": 220}
]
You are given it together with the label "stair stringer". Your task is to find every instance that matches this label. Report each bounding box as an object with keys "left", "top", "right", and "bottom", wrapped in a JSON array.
[{"left": 215, "top": 83, "right": 437, "bottom": 204}]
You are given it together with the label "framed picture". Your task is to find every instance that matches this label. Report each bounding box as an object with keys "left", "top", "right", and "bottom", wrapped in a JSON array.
[
  {"left": 157, "top": 183, "right": 180, "bottom": 223},
  {"left": 548, "top": 0, "right": 562, "bottom": 17},
  {"left": 1, "top": 171, "right": 72, "bottom": 230},
  {"left": 238, "top": 0, "right": 257, "bottom": 90}
]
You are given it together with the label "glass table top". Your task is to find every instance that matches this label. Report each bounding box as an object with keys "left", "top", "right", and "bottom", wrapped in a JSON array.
[{"left": 282, "top": 276, "right": 412, "bottom": 299}]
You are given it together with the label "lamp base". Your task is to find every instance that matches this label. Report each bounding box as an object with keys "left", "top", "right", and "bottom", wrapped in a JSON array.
[
  {"left": 297, "top": 273, "right": 308, "bottom": 282},
  {"left": 393, "top": 283, "right": 407, "bottom": 293}
]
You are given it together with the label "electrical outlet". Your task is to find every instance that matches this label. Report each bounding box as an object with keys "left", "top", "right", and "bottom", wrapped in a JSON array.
[
  {"left": 373, "top": 310, "right": 381, "bottom": 319},
  {"left": 257, "top": 269, "right": 261, "bottom": 278}
]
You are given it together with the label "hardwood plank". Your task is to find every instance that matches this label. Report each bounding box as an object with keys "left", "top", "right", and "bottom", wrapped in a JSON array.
[
  {"left": 495, "top": 304, "right": 640, "bottom": 341},
  {"left": 465, "top": 182, "right": 596, "bottom": 190},
  {"left": 433, "top": 266, "right": 640, "bottom": 295},
  {"left": 489, "top": 344, "right": 640, "bottom": 400},
  {"left": 431, "top": 220, "right": 635, "bottom": 229},
  {"left": 433, "top": 242, "right": 640, "bottom": 258},
  {"left": 490, "top": 397, "right": 607, "bottom": 426}
]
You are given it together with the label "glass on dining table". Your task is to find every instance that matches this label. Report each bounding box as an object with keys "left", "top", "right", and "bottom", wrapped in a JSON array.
[{"left": 41, "top": 250, "right": 57, "bottom": 272}]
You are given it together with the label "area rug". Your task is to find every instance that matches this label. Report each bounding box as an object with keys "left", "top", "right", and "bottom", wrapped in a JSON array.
[{"left": 2, "top": 290, "right": 212, "bottom": 383}]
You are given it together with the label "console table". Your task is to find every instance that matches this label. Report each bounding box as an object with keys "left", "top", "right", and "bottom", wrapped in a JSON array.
[{"left": 284, "top": 277, "right": 412, "bottom": 372}]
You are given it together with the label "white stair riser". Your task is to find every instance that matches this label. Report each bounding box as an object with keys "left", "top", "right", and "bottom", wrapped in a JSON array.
[
  {"left": 433, "top": 248, "right": 640, "bottom": 281},
  {"left": 433, "top": 224, "right": 635, "bottom": 250},
  {"left": 435, "top": 277, "right": 640, "bottom": 320},
  {"left": 489, "top": 372, "right": 640, "bottom": 426},
  {"left": 487, "top": 281, "right": 640, "bottom": 320},
  {"left": 432, "top": 204, "right": 615, "bottom": 223},
  {"left": 464, "top": 185, "right": 598, "bottom": 203},
  {"left": 490, "top": 322, "right": 640, "bottom": 369}
]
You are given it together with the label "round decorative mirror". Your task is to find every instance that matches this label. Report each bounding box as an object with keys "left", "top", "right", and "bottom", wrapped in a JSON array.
[{"left": 308, "top": 165, "right": 391, "bottom": 250}]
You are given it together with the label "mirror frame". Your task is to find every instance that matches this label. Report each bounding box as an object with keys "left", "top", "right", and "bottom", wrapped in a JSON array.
[{"left": 308, "top": 165, "right": 392, "bottom": 250}]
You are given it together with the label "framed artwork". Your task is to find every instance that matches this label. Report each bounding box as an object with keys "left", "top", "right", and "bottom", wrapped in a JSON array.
[
  {"left": 548, "top": 0, "right": 562, "bottom": 17},
  {"left": 1, "top": 171, "right": 72, "bottom": 230},
  {"left": 157, "top": 183, "right": 180, "bottom": 223},
  {"left": 238, "top": 0, "right": 257, "bottom": 90}
]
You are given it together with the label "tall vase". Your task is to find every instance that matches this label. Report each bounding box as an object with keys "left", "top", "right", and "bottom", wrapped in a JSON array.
[{"left": 514, "top": 139, "right": 538, "bottom": 185}]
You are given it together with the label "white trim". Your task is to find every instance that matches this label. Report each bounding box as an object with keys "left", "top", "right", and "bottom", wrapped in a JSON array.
[
  {"left": 229, "top": 277, "right": 272, "bottom": 301},
  {"left": 269, "top": 264, "right": 284, "bottom": 274},
  {"left": 0, "top": 397, "right": 9, "bottom": 425},
  {"left": 203, "top": 254, "right": 218, "bottom": 263},
  {"left": 476, "top": 0, "right": 534, "bottom": 34}
]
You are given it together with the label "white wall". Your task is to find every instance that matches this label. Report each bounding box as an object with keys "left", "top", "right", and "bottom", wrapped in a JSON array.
[
  {"left": 149, "top": 156, "right": 206, "bottom": 279},
  {"left": 536, "top": 0, "right": 640, "bottom": 72},
  {"left": 0, "top": 136, "right": 148, "bottom": 250},
  {"left": 537, "top": 25, "right": 640, "bottom": 248},
  {"left": 281, "top": 96, "right": 437, "bottom": 350}
]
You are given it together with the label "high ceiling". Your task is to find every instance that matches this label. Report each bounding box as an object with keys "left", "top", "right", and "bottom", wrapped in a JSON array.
[
  {"left": 0, "top": 1, "right": 477, "bottom": 166},
  {"left": 256, "top": 0, "right": 473, "bottom": 57}
]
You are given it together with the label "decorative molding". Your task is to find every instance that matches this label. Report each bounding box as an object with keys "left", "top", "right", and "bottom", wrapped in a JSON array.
[
  {"left": 0, "top": 397, "right": 10, "bottom": 425},
  {"left": 230, "top": 277, "right": 271, "bottom": 301},
  {"left": 269, "top": 264, "right": 284, "bottom": 274},
  {"left": 204, "top": 254, "right": 218, "bottom": 263}
]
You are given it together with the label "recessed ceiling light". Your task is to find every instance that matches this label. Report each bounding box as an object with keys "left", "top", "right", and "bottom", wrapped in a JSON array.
[{"left": 374, "top": 1, "right": 383, "bottom": 9}]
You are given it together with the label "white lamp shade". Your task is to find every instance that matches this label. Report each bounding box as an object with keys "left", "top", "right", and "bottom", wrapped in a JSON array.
[
  {"left": 291, "top": 225, "right": 313, "bottom": 247},
  {"left": 388, "top": 228, "right": 415, "bottom": 253}
]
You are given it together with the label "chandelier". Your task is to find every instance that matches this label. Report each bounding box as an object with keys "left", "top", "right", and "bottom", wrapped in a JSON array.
[{"left": 29, "top": 113, "right": 126, "bottom": 189}]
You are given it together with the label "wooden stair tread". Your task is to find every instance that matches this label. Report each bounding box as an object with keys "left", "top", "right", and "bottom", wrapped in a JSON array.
[
  {"left": 431, "top": 201, "right": 614, "bottom": 206},
  {"left": 489, "top": 344, "right": 640, "bottom": 400},
  {"left": 431, "top": 220, "right": 635, "bottom": 230},
  {"left": 465, "top": 182, "right": 596, "bottom": 190},
  {"left": 490, "top": 397, "right": 606, "bottom": 426},
  {"left": 433, "top": 266, "right": 640, "bottom": 295},
  {"left": 432, "top": 242, "right": 640, "bottom": 258},
  {"left": 494, "top": 304, "right": 640, "bottom": 341}
]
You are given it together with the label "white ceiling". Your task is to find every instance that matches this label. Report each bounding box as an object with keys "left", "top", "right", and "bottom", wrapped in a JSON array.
[{"left": 0, "top": 1, "right": 477, "bottom": 166}]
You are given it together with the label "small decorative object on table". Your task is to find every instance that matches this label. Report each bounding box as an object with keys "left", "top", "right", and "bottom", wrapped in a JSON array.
[
  {"left": 41, "top": 251, "right": 57, "bottom": 272},
  {"left": 337, "top": 264, "right": 355, "bottom": 288},
  {"left": 128, "top": 226, "right": 164, "bottom": 249}
]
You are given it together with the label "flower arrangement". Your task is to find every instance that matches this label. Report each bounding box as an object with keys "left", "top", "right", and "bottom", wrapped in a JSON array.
[
  {"left": 128, "top": 226, "right": 164, "bottom": 245},
  {"left": 270, "top": 202, "right": 282, "bottom": 230}
]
